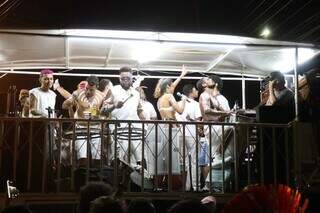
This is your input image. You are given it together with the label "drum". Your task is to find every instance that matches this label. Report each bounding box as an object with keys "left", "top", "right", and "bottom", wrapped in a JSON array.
[
  {"left": 116, "top": 127, "right": 143, "bottom": 141},
  {"left": 63, "top": 127, "right": 101, "bottom": 140}
]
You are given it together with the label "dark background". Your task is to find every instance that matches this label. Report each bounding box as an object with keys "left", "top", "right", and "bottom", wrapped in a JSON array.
[{"left": 1, "top": 0, "right": 320, "bottom": 43}]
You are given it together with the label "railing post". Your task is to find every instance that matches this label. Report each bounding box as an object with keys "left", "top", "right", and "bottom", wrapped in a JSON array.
[
  {"left": 168, "top": 123, "right": 172, "bottom": 192},
  {"left": 272, "top": 127, "right": 277, "bottom": 185},
  {"left": 259, "top": 126, "right": 264, "bottom": 184},
  {"left": 13, "top": 119, "right": 19, "bottom": 182},
  {"left": 41, "top": 120, "right": 48, "bottom": 192},
  {"left": 234, "top": 123, "right": 238, "bottom": 192},
  {"left": 285, "top": 126, "right": 289, "bottom": 184},
  {"left": 182, "top": 123, "right": 186, "bottom": 192},
  {"left": 27, "top": 120, "right": 33, "bottom": 190},
  {"left": 154, "top": 123, "right": 158, "bottom": 190},
  {"left": 113, "top": 122, "right": 118, "bottom": 188},
  {"left": 209, "top": 124, "right": 212, "bottom": 193},
  {"left": 100, "top": 121, "right": 105, "bottom": 182},
  {"left": 246, "top": 125, "right": 251, "bottom": 185},
  {"left": 141, "top": 122, "right": 145, "bottom": 192},
  {"left": 292, "top": 121, "right": 301, "bottom": 189},
  {"left": 221, "top": 124, "right": 225, "bottom": 193},
  {"left": 56, "top": 120, "right": 63, "bottom": 193},
  {"left": 86, "top": 120, "right": 90, "bottom": 184},
  {"left": 70, "top": 121, "right": 76, "bottom": 191},
  {"left": 195, "top": 123, "right": 199, "bottom": 192}
]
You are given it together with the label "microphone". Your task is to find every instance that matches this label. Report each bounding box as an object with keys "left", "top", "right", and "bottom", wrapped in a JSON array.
[{"left": 177, "top": 92, "right": 190, "bottom": 102}]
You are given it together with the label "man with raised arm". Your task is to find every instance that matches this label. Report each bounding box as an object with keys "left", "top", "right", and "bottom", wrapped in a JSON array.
[{"left": 62, "top": 75, "right": 105, "bottom": 167}]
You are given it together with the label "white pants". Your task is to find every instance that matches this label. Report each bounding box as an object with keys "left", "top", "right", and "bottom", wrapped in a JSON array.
[
  {"left": 116, "top": 139, "right": 143, "bottom": 164},
  {"left": 75, "top": 136, "right": 101, "bottom": 160},
  {"left": 179, "top": 135, "right": 199, "bottom": 190},
  {"left": 146, "top": 124, "right": 181, "bottom": 175}
]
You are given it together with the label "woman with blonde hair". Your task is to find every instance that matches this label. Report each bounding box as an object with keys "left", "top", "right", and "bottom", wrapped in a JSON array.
[{"left": 149, "top": 66, "right": 188, "bottom": 183}]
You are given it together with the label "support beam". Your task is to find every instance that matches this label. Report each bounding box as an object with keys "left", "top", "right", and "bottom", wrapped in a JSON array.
[
  {"left": 294, "top": 47, "right": 299, "bottom": 121},
  {"left": 206, "top": 49, "right": 233, "bottom": 72}
]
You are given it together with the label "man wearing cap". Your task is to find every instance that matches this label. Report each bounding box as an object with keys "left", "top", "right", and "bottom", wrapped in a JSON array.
[
  {"left": 29, "top": 69, "right": 56, "bottom": 118},
  {"left": 62, "top": 75, "right": 105, "bottom": 166}
]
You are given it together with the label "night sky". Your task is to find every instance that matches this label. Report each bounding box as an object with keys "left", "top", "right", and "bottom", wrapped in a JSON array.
[{"left": 1, "top": 0, "right": 320, "bottom": 43}]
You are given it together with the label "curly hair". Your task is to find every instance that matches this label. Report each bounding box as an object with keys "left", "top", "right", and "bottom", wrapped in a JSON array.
[{"left": 209, "top": 75, "right": 223, "bottom": 91}]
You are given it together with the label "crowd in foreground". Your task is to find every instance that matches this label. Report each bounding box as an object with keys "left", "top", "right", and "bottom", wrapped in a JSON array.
[{"left": 2, "top": 181, "right": 309, "bottom": 213}]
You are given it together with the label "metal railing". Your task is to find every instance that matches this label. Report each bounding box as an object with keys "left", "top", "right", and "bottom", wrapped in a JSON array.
[{"left": 0, "top": 117, "right": 293, "bottom": 197}]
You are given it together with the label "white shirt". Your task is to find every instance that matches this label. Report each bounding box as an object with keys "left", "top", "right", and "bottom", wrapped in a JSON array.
[
  {"left": 176, "top": 99, "right": 202, "bottom": 137},
  {"left": 29, "top": 87, "right": 56, "bottom": 117},
  {"left": 141, "top": 100, "right": 157, "bottom": 120},
  {"left": 111, "top": 85, "right": 140, "bottom": 121},
  {"left": 211, "top": 94, "right": 230, "bottom": 111}
]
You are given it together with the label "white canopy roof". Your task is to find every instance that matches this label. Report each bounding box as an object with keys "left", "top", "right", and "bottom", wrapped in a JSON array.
[{"left": 0, "top": 29, "right": 319, "bottom": 77}]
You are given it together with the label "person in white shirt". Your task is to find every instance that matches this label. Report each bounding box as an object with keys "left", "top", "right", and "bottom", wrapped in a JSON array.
[
  {"left": 101, "top": 66, "right": 145, "bottom": 167},
  {"left": 29, "top": 69, "right": 56, "bottom": 118},
  {"left": 29, "top": 69, "right": 57, "bottom": 180},
  {"left": 137, "top": 86, "right": 157, "bottom": 120},
  {"left": 175, "top": 84, "right": 202, "bottom": 191},
  {"left": 136, "top": 86, "right": 158, "bottom": 176}
]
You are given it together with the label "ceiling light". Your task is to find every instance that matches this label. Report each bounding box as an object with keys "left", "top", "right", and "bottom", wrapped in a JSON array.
[
  {"left": 131, "top": 42, "right": 167, "bottom": 64},
  {"left": 260, "top": 27, "right": 271, "bottom": 38},
  {"left": 273, "top": 48, "right": 318, "bottom": 73}
]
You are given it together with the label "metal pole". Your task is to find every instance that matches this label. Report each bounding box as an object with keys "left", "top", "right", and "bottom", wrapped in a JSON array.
[
  {"left": 27, "top": 121, "right": 33, "bottom": 190},
  {"left": 70, "top": 121, "right": 76, "bottom": 191},
  {"left": 246, "top": 126, "right": 251, "bottom": 185},
  {"left": 234, "top": 124, "right": 239, "bottom": 192},
  {"left": 168, "top": 124, "right": 173, "bottom": 192},
  {"left": 154, "top": 124, "right": 158, "bottom": 189},
  {"left": 259, "top": 127, "right": 264, "bottom": 184},
  {"left": 141, "top": 122, "right": 145, "bottom": 192},
  {"left": 242, "top": 76, "right": 246, "bottom": 109},
  {"left": 272, "top": 127, "right": 277, "bottom": 185},
  {"left": 294, "top": 47, "right": 299, "bottom": 121},
  {"left": 182, "top": 124, "right": 186, "bottom": 192}
]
